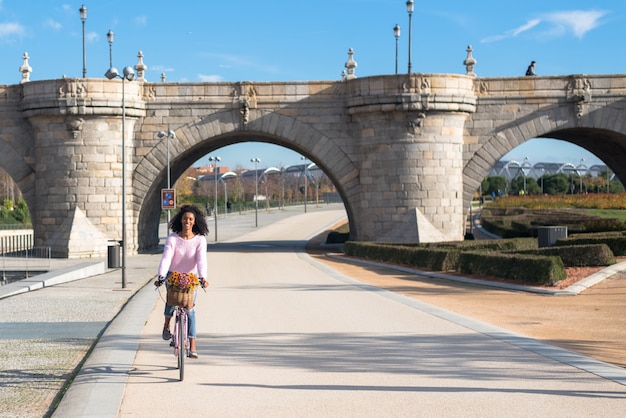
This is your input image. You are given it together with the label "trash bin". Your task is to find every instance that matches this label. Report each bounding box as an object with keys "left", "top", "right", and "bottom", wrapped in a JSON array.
[
  {"left": 107, "top": 241, "right": 121, "bottom": 268},
  {"left": 537, "top": 226, "right": 568, "bottom": 248}
]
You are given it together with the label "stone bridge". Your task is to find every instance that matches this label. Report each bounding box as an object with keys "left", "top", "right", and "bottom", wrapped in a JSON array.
[{"left": 1, "top": 71, "right": 626, "bottom": 257}]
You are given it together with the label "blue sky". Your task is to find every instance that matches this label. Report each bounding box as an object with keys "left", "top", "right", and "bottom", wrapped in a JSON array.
[{"left": 1, "top": 0, "right": 621, "bottom": 169}]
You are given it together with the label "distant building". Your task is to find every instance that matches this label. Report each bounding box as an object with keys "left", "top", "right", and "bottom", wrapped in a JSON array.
[{"left": 489, "top": 161, "right": 611, "bottom": 181}]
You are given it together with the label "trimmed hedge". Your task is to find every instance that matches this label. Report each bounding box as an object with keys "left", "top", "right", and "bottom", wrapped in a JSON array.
[
  {"left": 456, "top": 251, "right": 566, "bottom": 285},
  {"left": 510, "top": 244, "right": 615, "bottom": 267},
  {"left": 343, "top": 242, "right": 459, "bottom": 271},
  {"left": 385, "top": 237, "right": 538, "bottom": 251},
  {"left": 554, "top": 235, "right": 626, "bottom": 256},
  {"left": 480, "top": 206, "right": 626, "bottom": 238}
]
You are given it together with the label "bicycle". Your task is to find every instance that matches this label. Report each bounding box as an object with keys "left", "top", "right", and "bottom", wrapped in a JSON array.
[
  {"left": 155, "top": 276, "right": 206, "bottom": 382},
  {"left": 172, "top": 305, "right": 189, "bottom": 381}
]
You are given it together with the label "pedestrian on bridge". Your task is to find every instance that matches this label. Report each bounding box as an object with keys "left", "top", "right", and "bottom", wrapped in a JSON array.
[
  {"left": 154, "top": 204, "right": 209, "bottom": 358},
  {"left": 525, "top": 61, "right": 536, "bottom": 76}
]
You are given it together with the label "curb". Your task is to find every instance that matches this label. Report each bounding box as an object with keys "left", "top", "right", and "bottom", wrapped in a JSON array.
[
  {"left": 325, "top": 254, "right": 626, "bottom": 295},
  {"left": 0, "top": 261, "right": 106, "bottom": 300}
]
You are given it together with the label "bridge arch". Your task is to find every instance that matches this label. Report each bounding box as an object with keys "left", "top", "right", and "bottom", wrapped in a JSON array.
[
  {"left": 463, "top": 102, "right": 626, "bottom": 213},
  {"left": 135, "top": 110, "right": 358, "bottom": 250},
  {"left": 0, "top": 141, "right": 35, "bottom": 212}
]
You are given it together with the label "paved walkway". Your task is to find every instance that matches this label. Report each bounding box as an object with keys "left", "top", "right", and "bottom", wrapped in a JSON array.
[
  {"left": 67, "top": 209, "right": 626, "bottom": 416},
  {"left": 3, "top": 204, "right": 626, "bottom": 417},
  {"left": 0, "top": 205, "right": 340, "bottom": 418}
]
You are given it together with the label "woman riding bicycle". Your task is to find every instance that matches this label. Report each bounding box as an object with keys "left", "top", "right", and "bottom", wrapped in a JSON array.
[{"left": 155, "top": 204, "right": 209, "bottom": 358}]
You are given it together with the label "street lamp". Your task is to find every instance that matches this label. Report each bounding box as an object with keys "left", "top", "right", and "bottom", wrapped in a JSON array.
[
  {"left": 393, "top": 24, "right": 401, "bottom": 74},
  {"left": 221, "top": 172, "right": 237, "bottom": 216},
  {"left": 301, "top": 156, "right": 308, "bottom": 213},
  {"left": 522, "top": 157, "right": 530, "bottom": 194},
  {"left": 260, "top": 167, "right": 281, "bottom": 212},
  {"left": 577, "top": 158, "right": 586, "bottom": 193},
  {"left": 208, "top": 156, "right": 221, "bottom": 241},
  {"left": 406, "top": 0, "right": 414, "bottom": 74},
  {"left": 105, "top": 65, "right": 135, "bottom": 289},
  {"left": 156, "top": 129, "right": 176, "bottom": 223},
  {"left": 251, "top": 158, "right": 260, "bottom": 227},
  {"left": 79, "top": 4, "right": 87, "bottom": 78},
  {"left": 107, "top": 30, "right": 114, "bottom": 69}
]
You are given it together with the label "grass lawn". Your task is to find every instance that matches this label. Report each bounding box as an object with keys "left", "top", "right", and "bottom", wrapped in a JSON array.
[{"left": 586, "top": 209, "right": 626, "bottom": 222}]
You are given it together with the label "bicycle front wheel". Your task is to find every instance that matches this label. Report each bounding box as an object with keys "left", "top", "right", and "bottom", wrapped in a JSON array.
[{"left": 178, "top": 312, "right": 187, "bottom": 381}]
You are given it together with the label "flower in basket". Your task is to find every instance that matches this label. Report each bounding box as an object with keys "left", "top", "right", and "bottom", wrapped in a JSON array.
[{"left": 167, "top": 271, "right": 200, "bottom": 290}]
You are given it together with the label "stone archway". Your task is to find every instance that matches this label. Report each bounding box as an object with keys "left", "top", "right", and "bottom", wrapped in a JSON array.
[
  {"left": 463, "top": 113, "right": 626, "bottom": 216},
  {"left": 134, "top": 110, "right": 359, "bottom": 251}
]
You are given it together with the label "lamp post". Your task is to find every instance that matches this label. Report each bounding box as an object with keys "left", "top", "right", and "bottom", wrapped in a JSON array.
[
  {"left": 578, "top": 158, "right": 586, "bottom": 193},
  {"left": 406, "top": 0, "right": 414, "bottom": 74},
  {"left": 221, "top": 172, "right": 237, "bottom": 217},
  {"left": 105, "top": 65, "right": 135, "bottom": 289},
  {"left": 208, "top": 156, "right": 221, "bottom": 241},
  {"left": 79, "top": 4, "right": 87, "bottom": 78},
  {"left": 522, "top": 157, "right": 530, "bottom": 194},
  {"left": 107, "top": 30, "right": 114, "bottom": 69},
  {"left": 156, "top": 129, "right": 176, "bottom": 223},
  {"left": 251, "top": 158, "right": 260, "bottom": 227},
  {"left": 393, "top": 24, "right": 401, "bottom": 74},
  {"left": 301, "top": 156, "right": 308, "bottom": 213}
]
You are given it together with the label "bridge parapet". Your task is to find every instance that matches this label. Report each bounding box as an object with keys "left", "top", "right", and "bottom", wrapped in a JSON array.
[
  {"left": 477, "top": 75, "right": 626, "bottom": 101},
  {"left": 19, "top": 78, "right": 145, "bottom": 117},
  {"left": 146, "top": 80, "right": 339, "bottom": 106}
]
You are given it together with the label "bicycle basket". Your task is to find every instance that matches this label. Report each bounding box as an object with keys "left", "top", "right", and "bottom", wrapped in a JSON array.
[{"left": 166, "top": 286, "right": 194, "bottom": 309}]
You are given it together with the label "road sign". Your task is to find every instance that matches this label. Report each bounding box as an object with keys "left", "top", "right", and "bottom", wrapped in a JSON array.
[{"left": 161, "top": 189, "right": 176, "bottom": 210}]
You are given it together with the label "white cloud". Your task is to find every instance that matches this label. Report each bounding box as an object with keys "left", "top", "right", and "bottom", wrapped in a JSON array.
[
  {"left": 86, "top": 31, "right": 98, "bottom": 42},
  {"left": 0, "top": 22, "right": 25, "bottom": 40},
  {"left": 481, "top": 9, "right": 607, "bottom": 43},
  {"left": 45, "top": 19, "right": 62, "bottom": 30},
  {"left": 512, "top": 19, "right": 540, "bottom": 36},
  {"left": 198, "top": 74, "right": 223, "bottom": 82},
  {"left": 482, "top": 19, "right": 540, "bottom": 43},
  {"left": 151, "top": 64, "right": 176, "bottom": 73},
  {"left": 543, "top": 10, "right": 607, "bottom": 39}
]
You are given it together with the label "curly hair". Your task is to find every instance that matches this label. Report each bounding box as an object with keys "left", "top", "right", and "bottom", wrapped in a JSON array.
[{"left": 168, "top": 204, "right": 209, "bottom": 236}]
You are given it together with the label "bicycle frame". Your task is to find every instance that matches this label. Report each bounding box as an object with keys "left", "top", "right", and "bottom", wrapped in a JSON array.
[{"left": 172, "top": 306, "right": 189, "bottom": 381}]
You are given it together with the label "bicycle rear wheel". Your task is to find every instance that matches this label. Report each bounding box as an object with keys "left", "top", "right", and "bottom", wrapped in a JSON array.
[{"left": 178, "top": 312, "right": 187, "bottom": 381}]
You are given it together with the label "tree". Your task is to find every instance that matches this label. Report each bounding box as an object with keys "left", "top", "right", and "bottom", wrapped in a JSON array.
[
  {"left": 542, "top": 174, "right": 569, "bottom": 195},
  {"left": 481, "top": 176, "right": 506, "bottom": 197}
]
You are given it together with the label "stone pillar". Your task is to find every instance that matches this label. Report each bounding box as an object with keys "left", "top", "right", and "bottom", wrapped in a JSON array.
[
  {"left": 347, "top": 74, "right": 476, "bottom": 243},
  {"left": 21, "top": 78, "right": 145, "bottom": 257}
]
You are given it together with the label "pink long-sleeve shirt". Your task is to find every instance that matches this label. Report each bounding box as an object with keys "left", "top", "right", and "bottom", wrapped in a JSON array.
[{"left": 157, "top": 233, "right": 208, "bottom": 279}]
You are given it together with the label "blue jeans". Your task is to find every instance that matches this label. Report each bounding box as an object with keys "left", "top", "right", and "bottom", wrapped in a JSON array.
[{"left": 164, "top": 288, "right": 198, "bottom": 338}]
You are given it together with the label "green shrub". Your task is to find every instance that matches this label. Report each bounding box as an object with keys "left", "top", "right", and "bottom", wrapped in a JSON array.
[
  {"left": 554, "top": 235, "right": 626, "bottom": 256},
  {"left": 457, "top": 251, "right": 566, "bottom": 285},
  {"left": 344, "top": 242, "right": 459, "bottom": 271},
  {"left": 510, "top": 244, "right": 615, "bottom": 267}
]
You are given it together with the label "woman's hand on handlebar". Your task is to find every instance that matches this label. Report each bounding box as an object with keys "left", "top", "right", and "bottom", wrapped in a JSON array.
[{"left": 154, "top": 275, "right": 165, "bottom": 287}]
